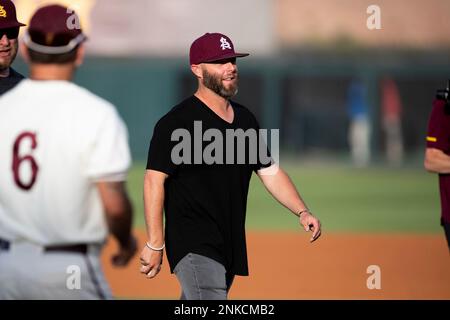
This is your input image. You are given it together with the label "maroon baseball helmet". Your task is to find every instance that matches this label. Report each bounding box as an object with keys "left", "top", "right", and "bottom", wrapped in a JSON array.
[
  {"left": 0, "top": 0, "right": 26, "bottom": 29},
  {"left": 189, "top": 33, "right": 249, "bottom": 65}
]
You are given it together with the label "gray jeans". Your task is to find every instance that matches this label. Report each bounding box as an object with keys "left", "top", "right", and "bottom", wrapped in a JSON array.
[{"left": 173, "top": 253, "right": 234, "bottom": 300}]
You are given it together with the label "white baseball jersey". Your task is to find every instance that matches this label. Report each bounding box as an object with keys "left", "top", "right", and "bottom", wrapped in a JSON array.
[{"left": 0, "top": 79, "right": 131, "bottom": 245}]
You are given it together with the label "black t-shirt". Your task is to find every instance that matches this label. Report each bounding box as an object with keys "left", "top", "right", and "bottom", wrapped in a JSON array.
[
  {"left": 0, "top": 68, "right": 25, "bottom": 95},
  {"left": 146, "top": 95, "right": 271, "bottom": 276}
]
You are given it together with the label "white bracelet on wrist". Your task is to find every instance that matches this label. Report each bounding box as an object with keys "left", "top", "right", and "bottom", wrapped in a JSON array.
[{"left": 146, "top": 241, "right": 165, "bottom": 251}]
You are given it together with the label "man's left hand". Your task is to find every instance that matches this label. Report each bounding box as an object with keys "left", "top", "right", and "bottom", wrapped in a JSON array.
[{"left": 300, "top": 212, "right": 321, "bottom": 243}]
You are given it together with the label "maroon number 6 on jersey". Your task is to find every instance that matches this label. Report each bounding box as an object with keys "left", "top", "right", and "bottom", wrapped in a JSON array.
[{"left": 12, "top": 132, "right": 39, "bottom": 190}]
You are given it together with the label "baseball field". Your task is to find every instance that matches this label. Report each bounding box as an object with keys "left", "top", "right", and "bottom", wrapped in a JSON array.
[{"left": 101, "top": 161, "right": 450, "bottom": 299}]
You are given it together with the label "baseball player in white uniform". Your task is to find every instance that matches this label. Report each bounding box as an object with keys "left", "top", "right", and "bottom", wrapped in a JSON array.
[{"left": 0, "top": 5, "right": 136, "bottom": 299}]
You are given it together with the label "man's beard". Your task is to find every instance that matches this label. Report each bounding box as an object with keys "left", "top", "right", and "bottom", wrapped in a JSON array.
[
  {"left": 202, "top": 69, "right": 238, "bottom": 99},
  {"left": 0, "top": 40, "right": 18, "bottom": 71}
]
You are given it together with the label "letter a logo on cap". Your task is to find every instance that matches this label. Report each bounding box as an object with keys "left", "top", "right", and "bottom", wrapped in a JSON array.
[
  {"left": 0, "top": 6, "right": 7, "bottom": 18},
  {"left": 220, "top": 37, "right": 231, "bottom": 50}
]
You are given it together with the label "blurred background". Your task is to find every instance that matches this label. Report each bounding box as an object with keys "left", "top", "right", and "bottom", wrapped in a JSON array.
[
  {"left": 13, "top": 0, "right": 450, "bottom": 163},
  {"left": 10, "top": 0, "right": 450, "bottom": 299}
]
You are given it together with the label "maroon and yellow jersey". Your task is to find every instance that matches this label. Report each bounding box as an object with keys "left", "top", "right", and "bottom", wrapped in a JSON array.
[{"left": 426, "top": 99, "right": 450, "bottom": 224}]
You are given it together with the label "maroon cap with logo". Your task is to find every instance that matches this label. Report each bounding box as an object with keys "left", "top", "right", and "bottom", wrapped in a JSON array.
[
  {"left": 23, "top": 4, "right": 86, "bottom": 54},
  {"left": 189, "top": 33, "right": 249, "bottom": 65},
  {"left": 0, "top": 0, "right": 26, "bottom": 29}
]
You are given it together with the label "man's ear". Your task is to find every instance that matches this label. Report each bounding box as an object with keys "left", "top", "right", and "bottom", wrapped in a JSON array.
[
  {"left": 75, "top": 44, "right": 85, "bottom": 67},
  {"left": 191, "top": 64, "right": 203, "bottom": 79},
  {"left": 19, "top": 43, "right": 30, "bottom": 63}
]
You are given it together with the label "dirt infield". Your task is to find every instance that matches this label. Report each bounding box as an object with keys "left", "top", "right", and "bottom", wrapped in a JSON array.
[{"left": 101, "top": 230, "right": 450, "bottom": 299}]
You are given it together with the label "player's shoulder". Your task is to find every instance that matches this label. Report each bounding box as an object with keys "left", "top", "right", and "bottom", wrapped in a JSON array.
[
  {"left": 170, "top": 95, "right": 199, "bottom": 116},
  {"left": 5, "top": 79, "right": 117, "bottom": 112},
  {"left": 57, "top": 82, "right": 123, "bottom": 123},
  {"left": 155, "top": 96, "right": 197, "bottom": 127},
  {"left": 432, "top": 98, "right": 447, "bottom": 110},
  {"left": 0, "top": 77, "right": 27, "bottom": 97},
  {"left": 9, "top": 68, "right": 25, "bottom": 80},
  {"left": 230, "top": 100, "right": 252, "bottom": 114},
  {"left": 230, "top": 100, "right": 259, "bottom": 123},
  {"left": 430, "top": 98, "right": 450, "bottom": 118},
  {"left": 69, "top": 83, "right": 116, "bottom": 109}
]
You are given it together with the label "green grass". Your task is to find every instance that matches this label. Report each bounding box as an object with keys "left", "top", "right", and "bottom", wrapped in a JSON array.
[
  {"left": 127, "top": 163, "right": 146, "bottom": 228},
  {"left": 128, "top": 162, "right": 442, "bottom": 233}
]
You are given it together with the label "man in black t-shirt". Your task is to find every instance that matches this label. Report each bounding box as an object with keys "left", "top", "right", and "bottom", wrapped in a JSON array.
[
  {"left": 140, "top": 32, "right": 322, "bottom": 300},
  {"left": 0, "top": 0, "right": 25, "bottom": 95}
]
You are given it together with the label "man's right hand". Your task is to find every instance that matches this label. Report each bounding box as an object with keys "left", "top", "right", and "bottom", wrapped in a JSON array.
[
  {"left": 140, "top": 245, "right": 163, "bottom": 279},
  {"left": 112, "top": 235, "right": 137, "bottom": 267}
]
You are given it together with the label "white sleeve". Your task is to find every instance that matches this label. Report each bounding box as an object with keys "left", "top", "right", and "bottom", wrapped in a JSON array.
[{"left": 85, "top": 107, "right": 132, "bottom": 181}]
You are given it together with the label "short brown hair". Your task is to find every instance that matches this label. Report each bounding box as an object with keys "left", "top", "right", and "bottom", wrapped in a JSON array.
[{"left": 27, "top": 46, "right": 79, "bottom": 64}]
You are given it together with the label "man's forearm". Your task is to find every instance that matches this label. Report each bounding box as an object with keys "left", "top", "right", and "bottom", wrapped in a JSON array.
[
  {"left": 106, "top": 200, "right": 133, "bottom": 248},
  {"left": 97, "top": 181, "right": 134, "bottom": 248},
  {"left": 424, "top": 148, "right": 450, "bottom": 174},
  {"left": 258, "top": 166, "right": 309, "bottom": 216},
  {"left": 143, "top": 171, "right": 165, "bottom": 247}
]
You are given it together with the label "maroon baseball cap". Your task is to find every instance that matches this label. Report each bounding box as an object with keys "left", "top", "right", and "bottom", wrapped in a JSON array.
[
  {"left": 189, "top": 33, "right": 249, "bottom": 65},
  {"left": 23, "top": 4, "right": 86, "bottom": 54},
  {"left": 0, "top": 0, "right": 26, "bottom": 29}
]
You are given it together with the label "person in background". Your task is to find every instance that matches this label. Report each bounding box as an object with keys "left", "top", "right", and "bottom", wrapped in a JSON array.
[
  {"left": 0, "top": 5, "right": 136, "bottom": 299},
  {"left": 347, "top": 79, "right": 371, "bottom": 167},
  {"left": 424, "top": 82, "right": 450, "bottom": 249},
  {"left": 381, "top": 78, "right": 404, "bottom": 167},
  {"left": 0, "top": 0, "right": 26, "bottom": 94}
]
